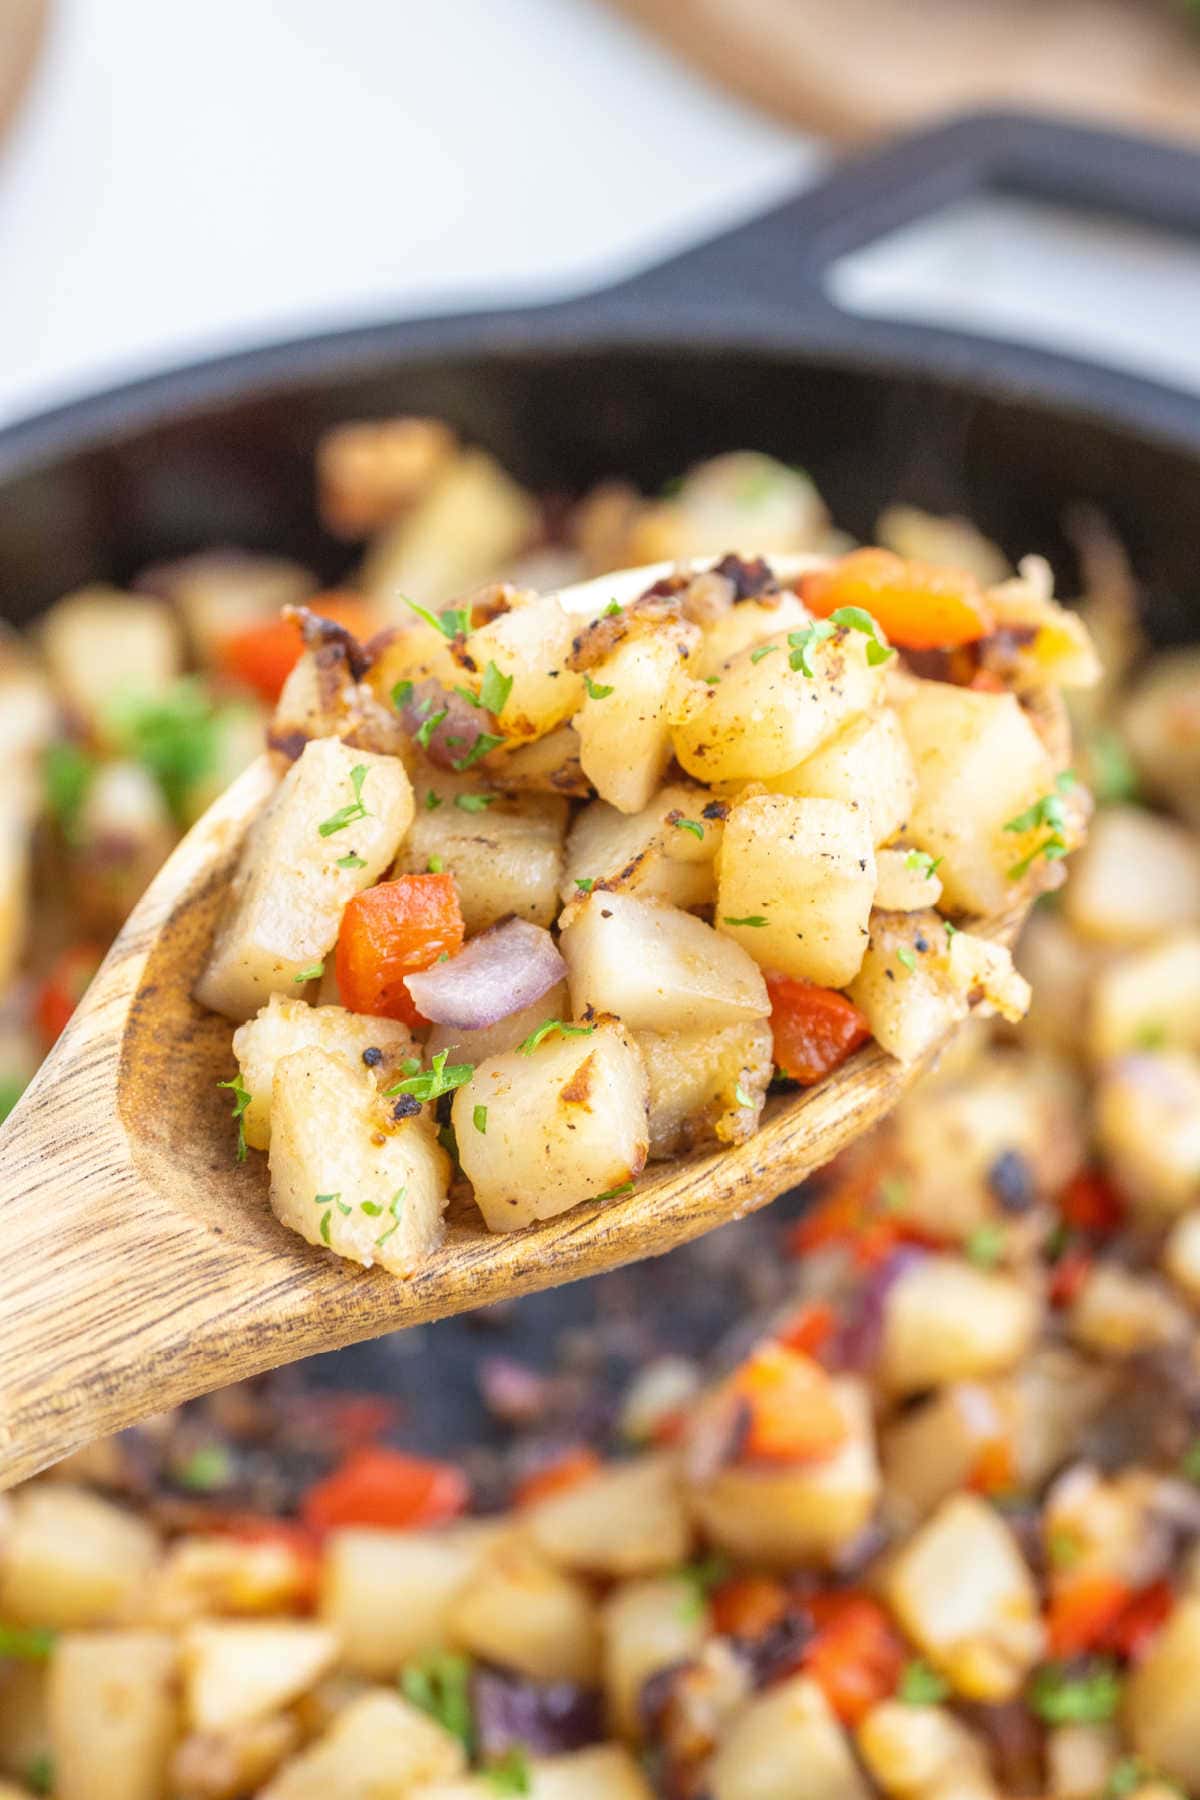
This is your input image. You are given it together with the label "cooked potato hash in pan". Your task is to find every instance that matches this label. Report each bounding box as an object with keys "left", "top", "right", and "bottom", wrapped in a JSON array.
[{"left": 3, "top": 424, "right": 1200, "bottom": 1796}]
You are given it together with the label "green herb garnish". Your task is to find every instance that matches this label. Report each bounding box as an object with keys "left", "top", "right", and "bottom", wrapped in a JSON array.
[
  {"left": 734, "top": 1084, "right": 752, "bottom": 1107},
  {"left": 425, "top": 789, "right": 443, "bottom": 810},
  {"left": 1029, "top": 1659, "right": 1122, "bottom": 1724},
  {"left": 484, "top": 1748, "right": 532, "bottom": 1795},
  {"left": 473, "top": 1104, "right": 488, "bottom": 1135},
  {"left": 175, "top": 1443, "right": 234, "bottom": 1493},
  {"left": 400, "top": 595, "right": 471, "bottom": 640},
  {"left": 898, "top": 1659, "right": 950, "bottom": 1705},
  {"left": 416, "top": 707, "right": 449, "bottom": 751},
  {"left": 828, "top": 604, "right": 894, "bottom": 665},
  {"left": 673, "top": 818, "right": 704, "bottom": 840},
  {"left": 427, "top": 855, "right": 444, "bottom": 874},
  {"left": 453, "top": 731, "right": 505, "bottom": 771},
  {"left": 904, "top": 849, "right": 942, "bottom": 878},
  {"left": 1047, "top": 1527, "right": 1084, "bottom": 1571},
  {"left": 965, "top": 1223, "right": 1005, "bottom": 1267},
  {"left": 400, "top": 1650, "right": 474, "bottom": 1753},
  {"left": 337, "top": 851, "right": 366, "bottom": 870},
  {"left": 0, "top": 1624, "right": 56, "bottom": 1662},
  {"left": 293, "top": 961, "right": 325, "bottom": 983},
  {"left": 584, "top": 674, "right": 614, "bottom": 699},
  {"left": 787, "top": 619, "right": 835, "bottom": 676},
  {"left": 1180, "top": 1436, "right": 1200, "bottom": 1484},
  {"left": 103, "top": 677, "right": 226, "bottom": 822},
  {"left": 723, "top": 914, "right": 768, "bottom": 928},
  {"left": 479, "top": 661, "right": 514, "bottom": 715},
  {"left": 217, "top": 1074, "right": 251, "bottom": 1162},
  {"left": 749, "top": 644, "right": 778, "bottom": 664},
  {"left": 0, "top": 1075, "right": 26, "bottom": 1125},
  {"left": 456, "top": 792, "right": 495, "bottom": 813},
  {"left": 376, "top": 1186, "right": 408, "bottom": 1248},
  {"left": 1004, "top": 772, "right": 1076, "bottom": 878},
  {"left": 575, "top": 877, "right": 594, "bottom": 893},
  {"left": 603, "top": 600, "right": 623, "bottom": 617},
  {"left": 24, "top": 1753, "right": 53, "bottom": 1796},
  {"left": 386, "top": 1049, "right": 474, "bottom": 1102},
  {"left": 318, "top": 763, "right": 371, "bottom": 836},
  {"left": 392, "top": 679, "right": 415, "bottom": 709},
  {"left": 43, "top": 739, "right": 95, "bottom": 840},
  {"left": 675, "top": 1553, "right": 730, "bottom": 1621},
  {"left": 1089, "top": 730, "right": 1140, "bottom": 805},
  {"left": 897, "top": 947, "right": 917, "bottom": 973},
  {"left": 594, "top": 1180, "right": 635, "bottom": 1201},
  {"left": 517, "top": 1019, "right": 596, "bottom": 1055}
]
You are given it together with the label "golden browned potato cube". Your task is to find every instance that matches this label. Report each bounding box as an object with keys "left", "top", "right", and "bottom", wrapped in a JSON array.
[
  {"left": 318, "top": 417, "right": 458, "bottom": 537},
  {"left": 1122, "top": 647, "right": 1200, "bottom": 830},
  {"left": 562, "top": 786, "right": 722, "bottom": 914},
  {"left": 638, "top": 1018, "right": 773, "bottom": 1159},
  {"left": 878, "top": 1255, "right": 1038, "bottom": 1398},
  {"left": 694, "top": 589, "right": 812, "bottom": 679},
  {"left": 882, "top": 1494, "right": 1043, "bottom": 1701},
  {"left": 146, "top": 1532, "right": 316, "bottom": 1626},
  {"left": 232, "top": 996, "right": 416, "bottom": 1151},
  {"left": 137, "top": 549, "right": 317, "bottom": 666},
  {"left": 1064, "top": 805, "right": 1200, "bottom": 946},
  {"left": 40, "top": 586, "right": 182, "bottom": 738},
  {"left": 1094, "top": 1050, "right": 1200, "bottom": 1217},
  {"left": 393, "top": 772, "right": 566, "bottom": 935},
  {"left": 269, "top": 1046, "right": 449, "bottom": 1272},
  {"left": 687, "top": 1379, "right": 879, "bottom": 1567},
  {"left": 48, "top": 1630, "right": 178, "bottom": 1800},
  {"left": 0, "top": 1485, "right": 159, "bottom": 1628},
  {"left": 574, "top": 624, "right": 699, "bottom": 814},
  {"left": 523, "top": 1455, "right": 691, "bottom": 1578},
  {"left": 447, "top": 1538, "right": 599, "bottom": 1684},
  {"left": 602, "top": 1574, "right": 710, "bottom": 1738},
  {"left": 455, "top": 592, "right": 584, "bottom": 740},
  {"left": 320, "top": 1522, "right": 501, "bottom": 1677},
  {"left": 411, "top": 1744, "right": 654, "bottom": 1800},
  {"left": 768, "top": 709, "right": 917, "bottom": 848},
  {"left": 718, "top": 794, "right": 875, "bottom": 987},
  {"left": 856, "top": 1699, "right": 996, "bottom": 1800},
  {"left": 197, "top": 740, "right": 413, "bottom": 1022},
  {"left": 361, "top": 450, "right": 538, "bottom": 614},
  {"left": 705, "top": 1673, "right": 870, "bottom": 1800},
  {"left": 260, "top": 1690, "right": 465, "bottom": 1798},
  {"left": 171, "top": 1713, "right": 301, "bottom": 1800},
  {"left": 182, "top": 1622, "right": 338, "bottom": 1732},
  {"left": 1126, "top": 1596, "right": 1200, "bottom": 1790},
  {"left": 1089, "top": 932, "right": 1200, "bottom": 1061},
  {"left": 560, "top": 892, "right": 769, "bottom": 1034},
  {"left": 1067, "top": 1261, "right": 1190, "bottom": 1359}
]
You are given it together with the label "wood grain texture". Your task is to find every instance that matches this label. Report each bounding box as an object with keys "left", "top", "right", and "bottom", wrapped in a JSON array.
[
  {"left": 609, "top": 0, "right": 1200, "bottom": 143},
  {"left": 0, "top": 554, "right": 1059, "bottom": 1491}
]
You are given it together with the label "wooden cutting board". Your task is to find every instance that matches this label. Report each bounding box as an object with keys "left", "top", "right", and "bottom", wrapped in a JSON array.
[
  {"left": 611, "top": 0, "right": 1200, "bottom": 142},
  {"left": 0, "top": 0, "right": 46, "bottom": 147}
]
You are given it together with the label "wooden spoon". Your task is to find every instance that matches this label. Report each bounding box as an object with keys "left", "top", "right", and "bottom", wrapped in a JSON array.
[{"left": 0, "top": 557, "right": 1058, "bottom": 1489}]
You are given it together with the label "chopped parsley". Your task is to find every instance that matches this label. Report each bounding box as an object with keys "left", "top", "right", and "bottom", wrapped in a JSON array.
[
  {"left": 484, "top": 1749, "right": 532, "bottom": 1795},
  {"left": 376, "top": 1186, "right": 407, "bottom": 1248},
  {"left": 1090, "top": 729, "right": 1140, "bottom": 805},
  {"left": 400, "top": 1649, "right": 474, "bottom": 1753},
  {"left": 416, "top": 707, "right": 449, "bottom": 750},
  {"left": 1047, "top": 1527, "right": 1084, "bottom": 1571},
  {"left": 518, "top": 1019, "right": 596, "bottom": 1055},
  {"left": 828, "top": 604, "right": 894, "bottom": 665},
  {"left": 337, "top": 851, "right": 366, "bottom": 870},
  {"left": 944, "top": 919, "right": 959, "bottom": 941},
  {"left": 473, "top": 1104, "right": 488, "bottom": 1135},
  {"left": 603, "top": 599, "right": 623, "bottom": 617},
  {"left": 965, "top": 1223, "right": 1005, "bottom": 1267},
  {"left": 0, "top": 1624, "right": 56, "bottom": 1661},
  {"left": 595, "top": 1180, "right": 635, "bottom": 1201},
  {"left": 703, "top": 674, "right": 721, "bottom": 685},
  {"left": 788, "top": 607, "right": 892, "bottom": 676},
  {"left": 787, "top": 619, "right": 835, "bottom": 676},
  {"left": 673, "top": 818, "right": 705, "bottom": 840},
  {"left": 24, "top": 1754, "right": 53, "bottom": 1796},
  {"left": 103, "top": 677, "right": 228, "bottom": 822},
  {"left": 360, "top": 1200, "right": 383, "bottom": 1217},
  {"left": 480, "top": 660, "right": 514, "bottom": 715},
  {"left": 318, "top": 764, "right": 371, "bottom": 836},
  {"left": 425, "top": 789, "right": 443, "bottom": 811},
  {"left": 427, "top": 855, "right": 444, "bottom": 874},
  {"left": 896, "top": 947, "right": 917, "bottom": 973},
  {"left": 575, "top": 877, "right": 595, "bottom": 893},
  {"left": 174, "top": 1443, "right": 234, "bottom": 1493},
  {"left": 904, "top": 849, "right": 942, "bottom": 878},
  {"left": 455, "top": 792, "right": 496, "bottom": 813},
  {"left": 750, "top": 644, "right": 778, "bottom": 664},
  {"left": 897, "top": 1659, "right": 950, "bottom": 1705},
  {"left": 453, "top": 731, "right": 505, "bottom": 771},
  {"left": 1105, "top": 1759, "right": 1165, "bottom": 1799},
  {"left": 734, "top": 1083, "right": 752, "bottom": 1107},
  {"left": 293, "top": 961, "right": 325, "bottom": 983},
  {"left": 386, "top": 1049, "right": 474, "bottom": 1102},
  {"left": 391, "top": 679, "right": 414, "bottom": 709},
  {"left": 723, "top": 914, "right": 768, "bottom": 928},
  {"left": 400, "top": 594, "right": 471, "bottom": 640},
  {"left": 1004, "top": 772, "right": 1076, "bottom": 878},
  {"left": 1180, "top": 1436, "right": 1200, "bottom": 1483},
  {"left": 217, "top": 1074, "right": 251, "bottom": 1162},
  {"left": 1029, "top": 1659, "right": 1122, "bottom": 1724},
  {"left": 584, "top": 674, "right": 614, "bottom": 700},
  {"left": 675, "top": 1553, "right": 730, "bottom": 1621},
  {"left": 453, "top": 684, "right": 483, "bottom": 710},
  {"left": 43, "top": 739, "right": 95, "bottom": 840}
]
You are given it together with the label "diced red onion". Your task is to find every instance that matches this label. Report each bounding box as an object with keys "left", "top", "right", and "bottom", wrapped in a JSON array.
[
  {"left": 402, "top": 678, "right": 496, "bottom": 770},
  {"left": 404, "top": 918, "right": 566, "bottom": 1030}
]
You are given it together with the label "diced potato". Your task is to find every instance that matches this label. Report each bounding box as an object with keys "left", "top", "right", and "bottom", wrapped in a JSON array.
[
  {"left": 68, "top": 758, "right": 177, "bottom": 935},
  {"left": 523, "top": 1455, "right": 691, "bottom": 1578},
  {"left": 360, "top": 449, "right": 538, "bottom": 612},
  {"left": 0, "top": 1485, "right": 158, "bottom": 1628},
  {"left": 197, "top": 740, "right": 413, "bottom": 1022},
  {"left": 411, "top": 1745, "right": 654, "bottom": 1800},
  {"left": 393, "top": 772, "right": 566, "bottom": 933},
  {"left": 876, "top": 505, "right": 1010, "bottom": 587},
  {"left": 171, "top": 1713, "right": 301, "bottom": 1800},
  {"left": 447, "top": 1538, "right": 598, "bottom": 1684},
  {"left": 425, "top": 981, "right": 569, "bottom": 1067},
  {"left": 453, "top": 1017, "right": 648, "bottom": 1231},
  {"left": 1044, "top": 1723, "right": 1121, "bottom": 1800},
  {"left": 882, "top": 1494, "right": 1043, "bottom": 1701},
  {"left": 318, "top": 417, "right": 458, "bottom": 537},
  {"left": 575, "top": 623, "right": 699, "bottom": 813},
  {"left": 260, "top": 1690, "right": 465, "bottom": 1799},
  {"left": 671, "top": 623, "right": 882, "bottom": 783},
  {"left": 1165, "top": 1208, "right": 1200, "bottom": 1306},
  {"left": 602, "top": 1574, "right": 709, "bottom": 1738},
  {"left": 1122, "top": 647, "right": 1200, "bottom": 829},
  {"left": 48, "top": 1630, "right": 178, "bottom": 1800},
  {"left": 561, "top": 892, "right": 769, "bottom": 1033},
  {"left": 320, "top": 1523, "right": 500, "bottom": 1676},
  {"left": 874, "top": 848, "right": 943, "bottom": 913},
  {"left": 562, "top": 786, "right": 722, "bottom": 915},
  {"left": 705, "top": 1673, "right": 870, "bottom": 1800},
  {"left": 694, "top": 589, "right": 812, "bottom": 679},
  {"left": 233, "top": 996, "right": 416, "bottom": 1151},
  {"left": 1094, "top": 1051, "right": 1200, "bottom": 1217},
  {"left": 454, "top": 592, "right": 584, "bottom": 740},
  {"left": 987, "top": 567, "right": 1102, "bottom": 692},
  {"left": 844, "top": 911, "right": 964, "bottom": 1065},
  {"left": 629, "top": 454, "right": 829, "bottom": 567},
  {"left": 490, "top": 724, "right": 588, "bottom": 797},
  {"left": 146, "top": 1532, "right": 316, "bottom": 1625},
  {"left": 687, "top": 1379, "right": 880, "bottom": 1567},
  {"left": 1125, "top": 1594, "right": 1200, "bottom": 1792},
  {"left": 638, "top": 1018, "right": 773, "bottom": 1158},
  {"left": 879, "top": 1255, "right": 1038, "bottom": 1398},
  {"left": 768, "top": 710, "right": 917, "bottom": 848},
  {"left": 857, "top": 1700, "right": 997, "bottom": 1799},
  {"left": 1067, "top": 1261, "right": 1191, "bottom": 1358},
  {"left": 881, "top": 1381, "right": 1016, "bottom": 1529},
  {"left": 896, "top": 682, "right": 1061, "bottom": 915},
  {"left": 40, "top": 586, "right": 182, "bottom": 736},
  {"left": 269, "top": 1046, "right": 449, "bottom": 1271},
  {"left": 1064, "top": 805, "right": 1200, "bottom": 946},
  {"left": 1009, "top": 1349, "right": 1116, "bottom": 1493},
  {"left": 0, "top": 634, "right": 55, "bottom": 767},
  {"left": 137, "top": 549, "right": 317, "bottom": 665},
  {"left": 1015, "top": 907, "right": 1111, "bottom": 1060},
  {"left": 717, "top": 794, "right": 875, "bottom": 987},
  {"left": 1088, "top": 932, "right": 1200, "bottom": 1061},
  {"left": 0, "top": 1662, "right": 49, "bottom": 1787},
  {"left": 182, "top": 1622, "right": 338, "bottom": 1732}
]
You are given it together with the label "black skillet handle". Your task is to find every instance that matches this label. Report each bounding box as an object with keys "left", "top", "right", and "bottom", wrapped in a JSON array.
[{"left": 598, "top": 109, "right": 1200, "bottom": 318}]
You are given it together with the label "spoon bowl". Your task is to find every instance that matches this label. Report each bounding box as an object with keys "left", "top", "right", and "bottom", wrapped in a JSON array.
[{"left": 0, "top": 558, "right": 1057, "bottom": 1489}]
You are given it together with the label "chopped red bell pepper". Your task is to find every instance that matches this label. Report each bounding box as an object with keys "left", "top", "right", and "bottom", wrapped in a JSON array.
[
  {"left": 34, "top": 942, "right": 105, "bottom": 1047},
  {"left": 768, "top": 976, "right": 871, "bottom": 1087},
  {"left": 1049, "top": 1246, "right": 1093, "bottom": 1309},
  {"left": 711, "top": 1573, "right": 792, "bottom": 1640},
  {"left": 1059, "top": 1169, "right": 1126, "bottom": 1236},
  {"left": 1101, "top": 1578, "right": 1174, "bottom": 1662},
  {"left": 300, "top": 1446, "right": 469, "bottom": 1535},
  {"left": 800, "top": 548, "right": 995, "bottom": 651},
  {"left": 335, "top": 874, "right": 464, "bottom": 1026},
  {"left": 219, "top": 591, "right": 377, "bottom": 703},
  {"left": 803, "top": 1591, "right": 907, "bottom": 1725},
  {"left": 1047, "top": 1573, "right": 1132, "bottom": 1658},
  {"left": 724, "top": 1343, "right": 847, "bottom": 1465},
  {"left": 513, "top": 1447, "right": 602, "bottom": 1509},
  {"left": 967, "top": 1435, "right": 1018, "bottom": 1498},
  {"left": 775, "top": 1301, "right": 838, "bottom": 1362}
]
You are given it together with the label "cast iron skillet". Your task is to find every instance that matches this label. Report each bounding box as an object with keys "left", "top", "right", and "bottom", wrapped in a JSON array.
[{"left": 1, "top": 110, "right": 1198, "bottom": 1450}]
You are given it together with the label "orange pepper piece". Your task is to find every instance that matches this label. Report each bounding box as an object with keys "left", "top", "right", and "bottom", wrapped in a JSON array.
[
  {"left": 301, "top": 1446, "right": 468, "bottom": 1535},
  {"left": 801, "top": 548, "right": 995, "bottom": 651},
  {"left": 335, "top": 874, "right": 464, "bottom": 1026},
  {"left": 803, "top": 1592, "right": 907, "bottom": 1725},
  {"left": 726, "top": 1343, "right": 848, "bottom": 1464},
  {"left": 768, "top": 975, "right": 871, "bottom": 1087},
  {"left": 219, "top": 591, "right": 378, "bottom": 703},
  {"left": 513, "top": 1447, "right": 602, "bottom": 1508},
  {"left": 711, "top": 1573, "right": 793, "bottom": 1640},
  {"left": 1047, "top": 1573, "right": 1132, "bottom": 1658}
]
